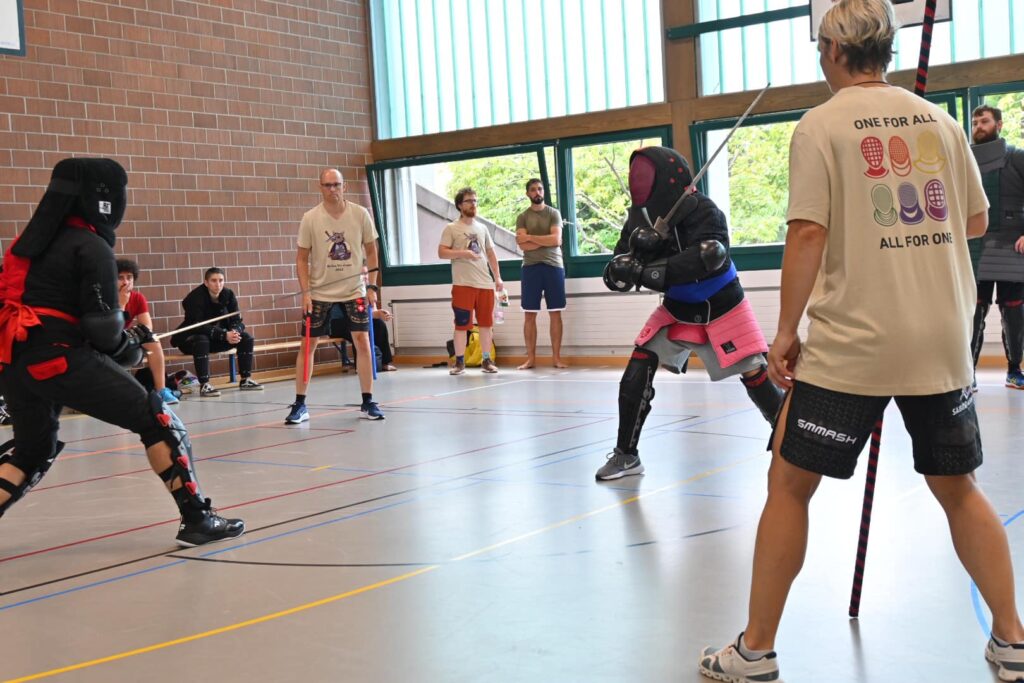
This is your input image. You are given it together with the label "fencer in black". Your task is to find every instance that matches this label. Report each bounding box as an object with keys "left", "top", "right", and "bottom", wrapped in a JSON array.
[{"left": 0, "top": 158, "right": 243, "bottom": 546}]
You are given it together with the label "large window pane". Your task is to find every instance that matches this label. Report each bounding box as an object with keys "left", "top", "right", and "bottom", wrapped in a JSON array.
[
  {"left": 697, "top": 1, "right": 1022, "bottom": 96},
  {"left": 569, "top": 136, "right": 663, "bottom": 255},
  {"left": 378, "top": 151, "right": 552, "bottom": 266},
  {"left": 702, "top": 120, "right": 797, "bottom": 246},
  {"left": 370, "top": 0, "right": 665, "bottom": 139}
]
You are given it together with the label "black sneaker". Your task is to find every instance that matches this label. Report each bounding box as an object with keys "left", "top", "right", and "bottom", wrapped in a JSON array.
[{"left": 175, "top": 512, "right": 245, "bottom": 547}]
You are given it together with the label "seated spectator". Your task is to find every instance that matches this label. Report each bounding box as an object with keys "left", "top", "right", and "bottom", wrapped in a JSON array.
[
  {"left": 170, "top": 267, "right": 263, "bottom": 397},
  {"left": 117, "top": 259, "right": 178, "bottom": 405}
]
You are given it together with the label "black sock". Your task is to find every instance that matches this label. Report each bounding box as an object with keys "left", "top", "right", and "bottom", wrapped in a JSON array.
[
  {"left": 362, "top": 393, "right": 372, "bottom": 404},
  {"left": 1010, "top": 364, "right": 1021, "bottom": 374},
  {"left": 294, "top": 394, "right": 306, "bottom": 406}
]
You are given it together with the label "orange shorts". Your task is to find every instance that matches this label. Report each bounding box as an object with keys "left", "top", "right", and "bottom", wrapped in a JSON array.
[{"left": 451, "top": 285, "right": 494, "bottom": 330}]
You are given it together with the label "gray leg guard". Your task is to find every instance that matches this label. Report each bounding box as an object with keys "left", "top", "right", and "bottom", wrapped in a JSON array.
[
  {"left": 971, "top": 302, "right": 990, "bottom": 367},
  {"left": 616, "top": 347, "right": 659, "bottom": 455},
  {"left": 1000, "top": 303, "right": 1024, "bottom": 370},
  {"left": 144, "top": 392, "right": 210, "bottom": 521},
  {"left": 0, "top": 439, "right": 66, "bottom": 518},
  {"left": 740, "top": 365, "right": 784, "bottom": 425}
]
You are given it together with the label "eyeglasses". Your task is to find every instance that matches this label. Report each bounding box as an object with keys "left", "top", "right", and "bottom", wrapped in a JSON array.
[
  {"left": 461, "top": 199, "right": 478, "bottom": 204},
  {"left": 321, "top": 182, "right": 343, "bottom": 189}
]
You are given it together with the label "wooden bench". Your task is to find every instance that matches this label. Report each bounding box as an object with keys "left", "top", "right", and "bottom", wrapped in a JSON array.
[{"left": 163, "top": 338, "right": 352, "bottom": 382}]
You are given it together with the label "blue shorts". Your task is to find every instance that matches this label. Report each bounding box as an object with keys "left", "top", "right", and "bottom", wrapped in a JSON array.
[{"left": 520, "top": 263, "right": 566, "bottom": 312}]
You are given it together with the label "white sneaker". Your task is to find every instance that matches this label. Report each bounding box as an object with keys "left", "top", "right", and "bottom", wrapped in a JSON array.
[
  {"left": 699, "top": 634, "right": 781, "bottom": 682},
  {"left": 986, "top": 636, "right": 1024, "bottom": 681},
  {"left": 199, "top": 382, "right": 221, "bottom": 397}
]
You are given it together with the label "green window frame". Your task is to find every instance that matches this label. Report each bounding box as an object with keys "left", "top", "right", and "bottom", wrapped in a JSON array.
[{"left": 366, "top": 125, "right": 671, "bottom": 286}]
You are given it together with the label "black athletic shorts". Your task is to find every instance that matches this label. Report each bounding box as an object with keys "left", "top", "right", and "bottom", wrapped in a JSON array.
[
  {"left": 772, "top": 381, "right": 982, "bottom": 479},
  {"left": 304, "top": 299, "right": 370, "bottom": 337}
]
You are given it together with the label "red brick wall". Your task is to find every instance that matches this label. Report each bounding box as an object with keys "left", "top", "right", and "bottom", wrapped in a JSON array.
[{"left": 0, "top": 0, "right": 374, "bottom": 376}]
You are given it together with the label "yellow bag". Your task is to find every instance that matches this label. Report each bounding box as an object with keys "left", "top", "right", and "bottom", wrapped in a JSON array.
[{"left": 447, "top": 326, "right": 496, "bottom": 367}]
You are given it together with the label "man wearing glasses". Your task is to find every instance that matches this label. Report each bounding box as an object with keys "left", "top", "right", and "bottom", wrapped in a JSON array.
[
  {"left": 285, "top": 168, "right": 385, "bottom": 424},
  {"left": 438, "top": 187, "right": 504, "bottom": 375}
]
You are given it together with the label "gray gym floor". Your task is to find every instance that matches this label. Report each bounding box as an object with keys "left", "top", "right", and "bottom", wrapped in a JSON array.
[{"left": 0, "top": 366, "right": 1021, "bottom": 682}]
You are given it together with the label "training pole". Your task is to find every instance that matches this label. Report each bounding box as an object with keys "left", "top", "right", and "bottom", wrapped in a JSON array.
[
  {"left": 367, "top": 302, "right": 377, "bottom": 380},
  {"left": 848, "top": 0, "right": 937, "bottom": 619},
  {"left": 302, "top": 313, "right": 312, "bottom": 385}
]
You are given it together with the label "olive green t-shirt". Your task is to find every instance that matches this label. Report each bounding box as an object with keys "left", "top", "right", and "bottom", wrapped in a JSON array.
[{"left": 516, "top": 205, "right": 563, "bottom": 268}]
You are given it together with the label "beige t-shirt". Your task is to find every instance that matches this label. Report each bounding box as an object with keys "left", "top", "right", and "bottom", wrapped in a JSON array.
[
  {"left": 516, "top": 205, "right": 564, "bottom": 267},
  {"left": 297, "top": 202, "right": 378, "bottom": 301},
  {"left": 787, "top": 86, "right": 988, "bottom": 396},
  {"left": 440, "top": 220, "right": 496, "bottom": 289}
]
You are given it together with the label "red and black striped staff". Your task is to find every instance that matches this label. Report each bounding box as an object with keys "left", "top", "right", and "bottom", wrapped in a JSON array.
[{"left": 848, "top": 0, "right": 939, "bottom": 619}]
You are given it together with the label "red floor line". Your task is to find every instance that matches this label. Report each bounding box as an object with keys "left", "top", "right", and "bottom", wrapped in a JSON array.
[
  {"left": 0, "top": 416, "right": 611, "bottom": 564},
  {"left": 31, "top": 404, "right": 289, "bottom": 448},
  {"left": 33, "top": 430, "right": 354, "bottom": 493},
  {"left": 59, "top": 407, "right": 361, "bottom": 460}
]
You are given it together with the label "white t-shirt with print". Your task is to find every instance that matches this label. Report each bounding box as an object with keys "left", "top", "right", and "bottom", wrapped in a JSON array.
[
  {"left": 297, "top": 202, "right": 378, "bottom": 302},
  {"left": 440, "top": 220, "right": 496, "bottom": 289},
  {"left": 787, "top": 85, "right": 988, "bottom": 396}
]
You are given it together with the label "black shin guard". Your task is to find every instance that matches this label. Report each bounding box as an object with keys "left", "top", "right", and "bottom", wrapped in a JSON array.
[
  {"left": 971, "top": 302, "right": 990, "bottom": 367},
  {"left": 1001, "top": 303, "right": 1024, "bottom": 370},
  {"left": 740, "top": 366, "right": 784, "bottom": 425},
  {"left": 0, "top": 439, "right": 66, "bottom": 518},
  {"left": 617, "top": 347, "right": 659, "bottom": 454}
]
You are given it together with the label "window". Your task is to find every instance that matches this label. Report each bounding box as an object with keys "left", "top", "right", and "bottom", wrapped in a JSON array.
[
  {"left": 369, "top": 0, "right": 665, "bottom": 139},
  {"left": 567, "top": 134, "right": 665, "bottom": 254},
  {"left": 693, "top": 0, "right": 1024, "bottom": 96},
  {"left": 367, "top": 126, "right": 671, "bottom": 277},
  {"left": 371, "top": 148, "right": 552, "bottom": 267},
  {"left": 696, "top": 117, "right": 800, "bottom": 247}
]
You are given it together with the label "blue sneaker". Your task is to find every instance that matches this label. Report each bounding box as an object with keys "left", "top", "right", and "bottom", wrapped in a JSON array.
[
  {"left": 1006, "top": 371, "right": 1024, "bottom": 389},
  {"left": 360, "top": 401, "right": 385, "bottom": 420},
  {"left": 285, "top": 403, "right": 309, "bottom": 424},
  {"left": 159, "top": 387, "right": 180, "bottom": 405}
]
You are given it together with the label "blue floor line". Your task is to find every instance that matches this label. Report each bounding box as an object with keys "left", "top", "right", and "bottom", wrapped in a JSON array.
[{"left": 971, "top": 506, "right": 1024, "bottom": 636}]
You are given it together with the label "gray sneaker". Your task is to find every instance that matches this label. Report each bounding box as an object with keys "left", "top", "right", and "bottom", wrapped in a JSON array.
[
  {"left": 986, "top": 636, "right": 1024, "bottom": 681},
  {"left": 595, "top": 448, "right": 644, "bottom": 481}
]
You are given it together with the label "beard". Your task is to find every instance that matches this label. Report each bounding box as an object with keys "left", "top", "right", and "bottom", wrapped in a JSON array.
[
  {"left": 461, "top": 207, "right": 476, "bottom": 218},
  {"left": 529, "top": 195, "right": 544, "bottom": 205},
  {"left": 974, "top": 130, "right": 999, "bottom": 145}
]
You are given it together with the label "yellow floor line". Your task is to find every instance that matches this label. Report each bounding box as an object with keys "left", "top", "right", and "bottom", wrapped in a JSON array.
[{"left": 5, "top": 454, "right": 759, "bottom": 682}]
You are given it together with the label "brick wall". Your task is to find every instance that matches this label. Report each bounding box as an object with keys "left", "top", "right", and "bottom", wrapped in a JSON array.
[{"left": 0, "top": 0, "right": 374, "bottom": 376}]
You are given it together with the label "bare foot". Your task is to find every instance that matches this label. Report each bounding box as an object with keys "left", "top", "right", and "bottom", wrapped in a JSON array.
[
  {"left": 517, "top": 360, "right": 535, "bottom": 370},
  {"left": 553, "top": 360, "right": 569, "bottom": 368}
]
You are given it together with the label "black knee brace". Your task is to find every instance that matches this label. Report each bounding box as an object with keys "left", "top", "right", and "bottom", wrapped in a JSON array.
[
  {"left": 617, "top": 347, "right": 659, "bottom": 454},
  {"left": 971, "top": 302, "right": 990, "bottom": 367},
  {"left": 0, "top": 438, "right": 66, "bottom": 518},
  {"left": 1000, "top": 302, "right": 1024, "bottom": 369},
  {"left": 740, "top": 365, "right": 784, "bottom": 425},
  {"left": 142, "top": 392, "right": 210, "bottom": 521}
]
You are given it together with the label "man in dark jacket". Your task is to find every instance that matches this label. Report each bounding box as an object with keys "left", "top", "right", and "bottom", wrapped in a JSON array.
[
  {"left": 0, "top": 158, "right": 243, "bottom": 546},
  {"left": 970, "top": 104, "right": 1024, "bottom": 389},
  {"left": 171, "top": 267, "right": 262, "bottom": 396}
]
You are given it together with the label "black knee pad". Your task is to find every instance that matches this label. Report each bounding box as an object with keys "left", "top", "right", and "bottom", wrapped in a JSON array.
[
  {"left": 453, "top": 307, "right": 472, "bottom": 328},
  {"left": 0, "top": 438, "right": 66, "bottom": 518},
  {"left": 740, "top": 365, "right": 784, "bottom": 425},
  {"left": 617, "top": 347, "right": 659, "bottom": 454}
]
